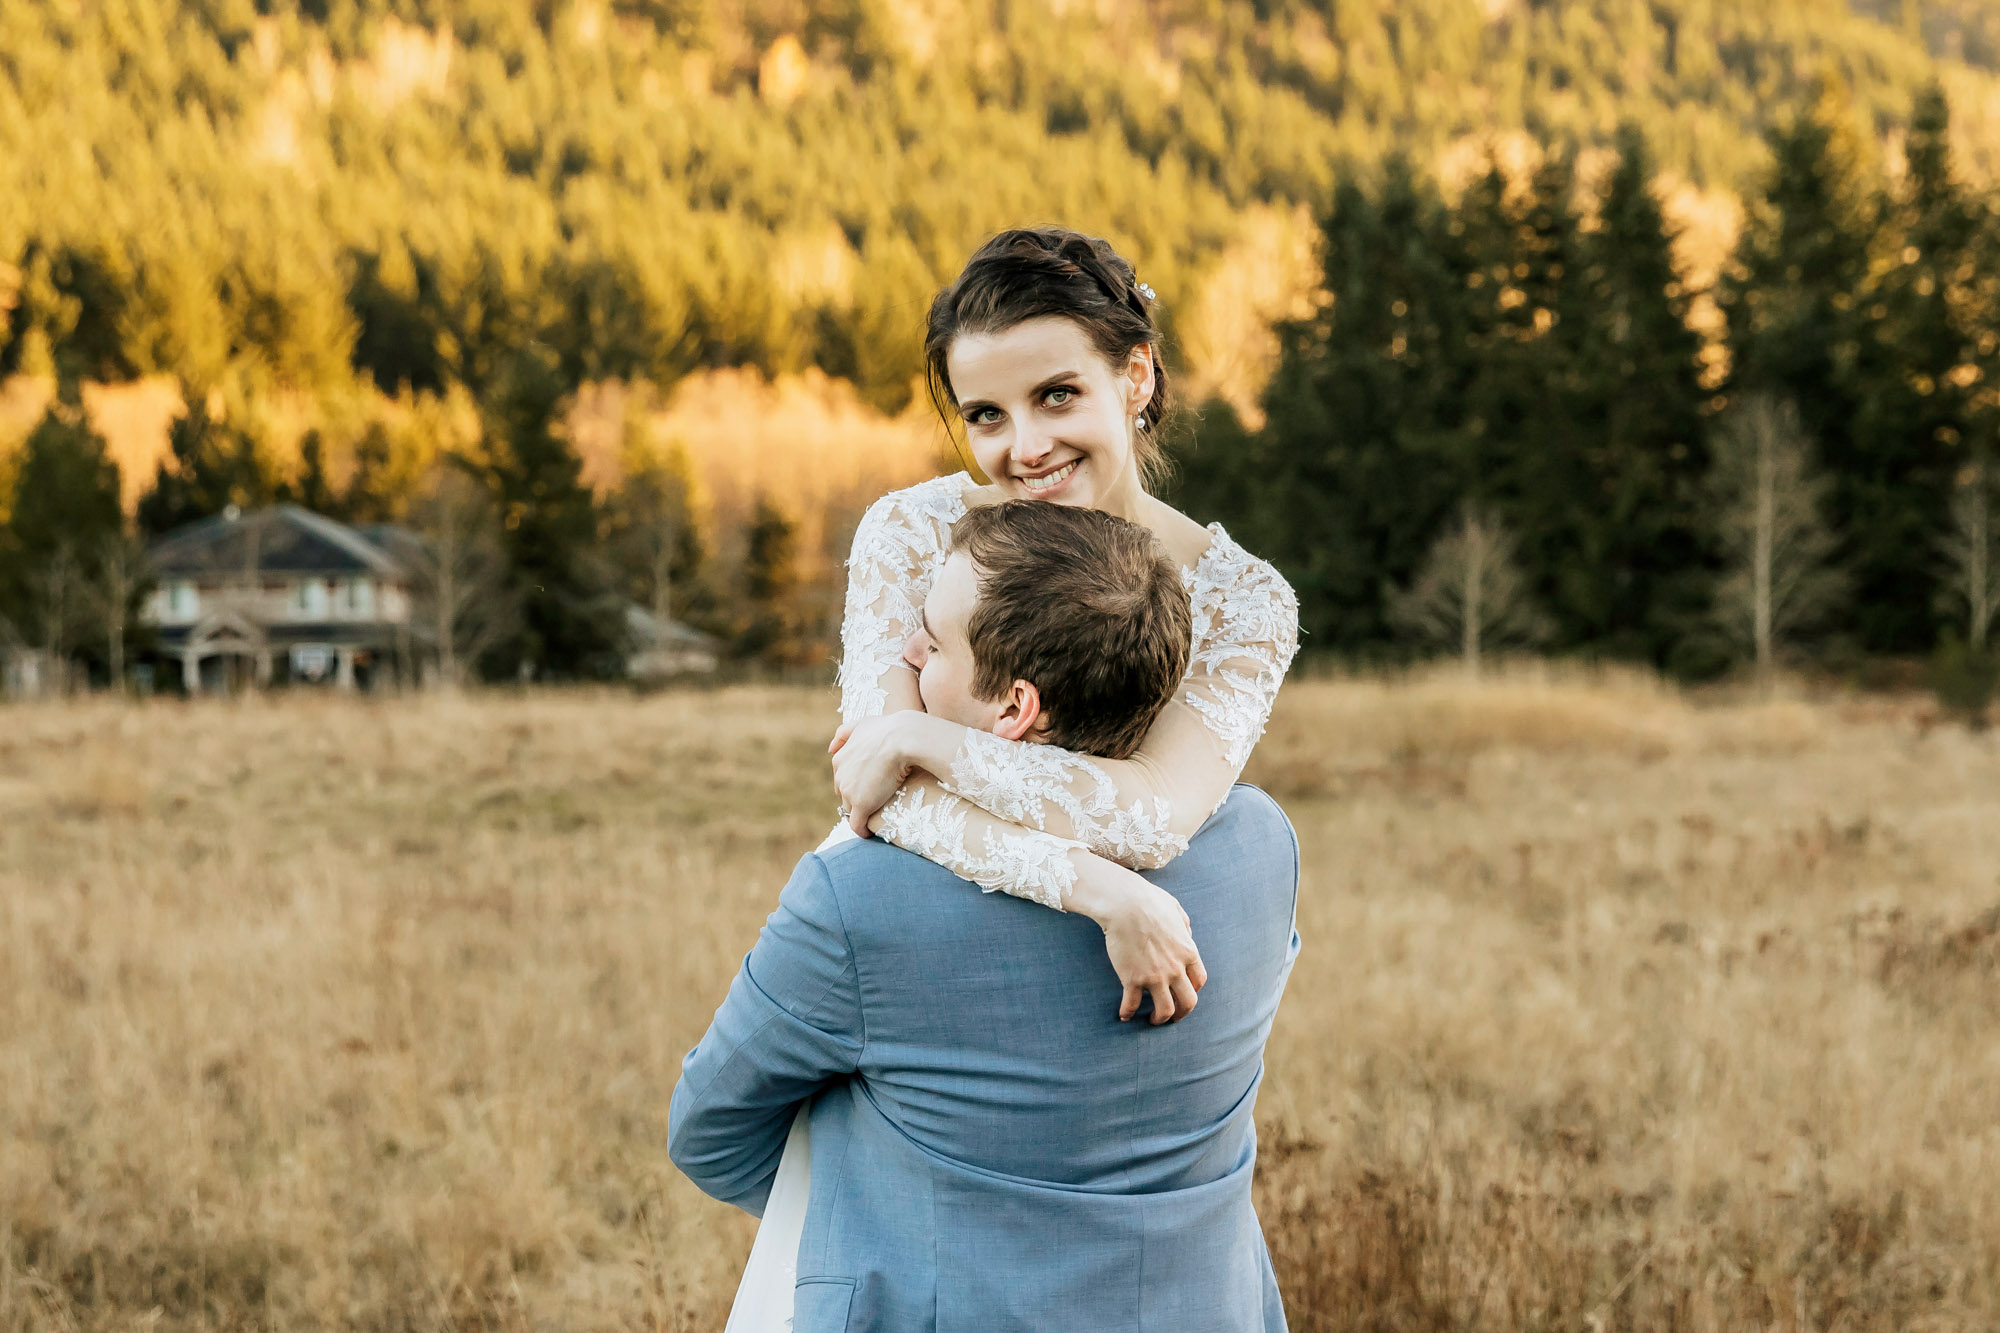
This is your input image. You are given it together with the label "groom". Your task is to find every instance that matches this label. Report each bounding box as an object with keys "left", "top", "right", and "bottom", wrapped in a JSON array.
[{"left": 669, "top": 501, "right": 1301, "bottom": 1331}]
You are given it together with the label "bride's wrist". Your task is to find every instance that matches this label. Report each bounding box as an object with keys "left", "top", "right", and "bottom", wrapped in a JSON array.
[
  {"left": 894, "top": 711, "right": 967, "bottom": 778},
  {"left": 1060, "top": 852, "right": 1143, "bottom": 926}
]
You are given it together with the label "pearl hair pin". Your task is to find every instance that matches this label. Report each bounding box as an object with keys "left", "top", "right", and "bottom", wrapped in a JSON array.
[{"left": 1136, "top": 282, "right": 1157, "bottom": 302}]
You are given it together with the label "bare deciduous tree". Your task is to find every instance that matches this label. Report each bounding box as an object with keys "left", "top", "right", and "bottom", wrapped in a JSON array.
[
  {"left": 1941, "top": 457, "right": 2000, "bottom": 650},
  {"left": 605, "top": 449, "right": 696, "bottom": 632},
  {"left": 37, "top": 541, "right": 82, "bottom": 696},
  {"left": 0, "top": 613, "right": 30, "bottom": 700},
  {"left": 1709, "top": 392, "right": 1846, "bottom": 688},
  {"left": 1388, "top": 502, "right": 1550, "bottom": 677},
  {"left": 82, "top": 531, "right": 150, "bottom": 692},
  {"left": 406, "top": 464, "right": 519, "bottom": 688}
]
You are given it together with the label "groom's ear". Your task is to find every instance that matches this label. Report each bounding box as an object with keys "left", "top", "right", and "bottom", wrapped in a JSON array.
[{"left": 993, "top": 679, "right": 1045, "bottom": 743}]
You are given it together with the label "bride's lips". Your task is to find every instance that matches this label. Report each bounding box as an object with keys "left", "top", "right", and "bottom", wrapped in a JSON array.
[{"left": 1015, "top": 458, "right": 1080, "bottom": 500}]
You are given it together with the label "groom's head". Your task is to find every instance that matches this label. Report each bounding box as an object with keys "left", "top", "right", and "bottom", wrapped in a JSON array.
[{"left": 901, "top": 501, "right": 1191, "bottom": 760}]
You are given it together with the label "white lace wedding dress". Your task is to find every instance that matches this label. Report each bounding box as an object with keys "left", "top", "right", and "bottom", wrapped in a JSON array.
[{"left": 726, "top": 473, "right": 1299, "bottom": 1331}]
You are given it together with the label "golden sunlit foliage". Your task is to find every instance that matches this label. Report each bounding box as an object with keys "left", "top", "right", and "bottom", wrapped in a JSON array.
[{"left": 4, "top": 0, "right": 1998, "bottom": 443}]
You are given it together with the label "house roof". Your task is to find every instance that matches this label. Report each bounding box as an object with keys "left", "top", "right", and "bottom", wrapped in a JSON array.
[
  {"left": 623, "top": 603, "right": 722, "bottom": 651},
  {"left": 151, "top": 505, "right": 407, "bottom": 579}
]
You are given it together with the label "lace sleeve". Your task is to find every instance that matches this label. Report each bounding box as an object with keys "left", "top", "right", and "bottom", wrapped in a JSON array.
[
  {"left": 836, "top": 474, "right": 969, "bottom": 725},
  {"left": 872, "top": 527, "right": 1300, "bottom": 907}
]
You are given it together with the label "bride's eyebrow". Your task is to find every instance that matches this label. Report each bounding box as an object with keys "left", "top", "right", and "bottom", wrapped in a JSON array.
[{"left": 958, "top": 371, "right": 1082, "bottom": 416}]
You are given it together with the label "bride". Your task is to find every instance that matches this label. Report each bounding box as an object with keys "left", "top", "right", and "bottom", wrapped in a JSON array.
[{"left": 724, "top": 226, "right": 1300, "bottom": 1332}]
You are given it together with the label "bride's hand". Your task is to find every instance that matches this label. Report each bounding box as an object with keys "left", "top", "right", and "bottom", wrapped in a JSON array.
[
  {"left": 829, "top": 713, "right": 920, "bottom": 836},
  {"left": 1065, "top": 856, "right": 1207, "bottom": 1025}
]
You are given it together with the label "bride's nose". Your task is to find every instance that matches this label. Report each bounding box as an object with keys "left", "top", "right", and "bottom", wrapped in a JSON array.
[
  {"left": 901, "top": 629, "right": 928, "bottom": 671},
  {"left": 1011, "top": 424, "right": 1054, "bottom": 470}
]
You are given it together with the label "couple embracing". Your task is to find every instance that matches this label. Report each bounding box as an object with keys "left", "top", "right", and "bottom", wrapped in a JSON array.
[{"left": 669, "top": 227, "right": 1303, "bottom": 1331}]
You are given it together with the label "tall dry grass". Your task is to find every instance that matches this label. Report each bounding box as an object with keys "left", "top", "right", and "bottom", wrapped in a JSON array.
[{"left": 1, "top": 674, "right": 1995, "bottom": 1331}]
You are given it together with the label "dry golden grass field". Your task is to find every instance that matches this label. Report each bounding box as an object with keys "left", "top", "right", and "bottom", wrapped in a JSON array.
[{"left": 2, "top": 674, "right": 1997, "bottom": 1332}]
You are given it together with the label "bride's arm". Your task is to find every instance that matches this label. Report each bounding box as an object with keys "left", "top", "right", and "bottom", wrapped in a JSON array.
[
  {"left": 846, "top": 540, "right": 1300, "bottom": 872},
  {"left": 835, "top": 482, "right": 953, "bottom": 727}
]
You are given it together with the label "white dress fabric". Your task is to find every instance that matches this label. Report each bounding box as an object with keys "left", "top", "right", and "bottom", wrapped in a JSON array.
[
  {"left": 724, "top": 473, "right": 1300, "bottom": 1331},
  {"left": 725, "top": 1105, "right": 812, "bottom": 1333}
]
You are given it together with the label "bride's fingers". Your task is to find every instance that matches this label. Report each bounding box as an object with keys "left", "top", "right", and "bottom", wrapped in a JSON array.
[
  {"left": 1168, "top": 974, "right": 1199, "bottom": 1019},
  {"left": 1119, "top": 985, "right": 1142, "bottom": 1023},
  {"left": 848, "top": 802, "right": 871, "bottom": 836},
  {"left": 1189, "top": 955, "right": 1209, "bottom": 992},
  {"left": 828, "top": 723, "right": 854, "bottom": 755},
  {"left": 1146, "top": 981, "right": 1176, "bottom": 1025}
]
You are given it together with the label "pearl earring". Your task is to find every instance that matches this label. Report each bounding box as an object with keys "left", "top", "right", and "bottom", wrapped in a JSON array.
[{"left": 1136, "top": 414, "right": 1147, "bottom": 430}]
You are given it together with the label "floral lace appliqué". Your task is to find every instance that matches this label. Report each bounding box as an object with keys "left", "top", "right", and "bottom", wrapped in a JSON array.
[
  {"left": 1181, "top": 527, "right": 1302, "bottom": 770},
  {"left": 875, "top": 786, "right": 1082, "bottom": 911},
  {"left": 837, "top": 474, "right": 969, "bottom": 726},
  {"left": 943, "top": 729, "right": 1188, "bottom": 870}
]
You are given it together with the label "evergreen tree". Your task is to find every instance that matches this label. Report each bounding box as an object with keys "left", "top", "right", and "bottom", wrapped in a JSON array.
[
  {"left": 1721, "top": 89, "right": 1882, "bottom": 649},
  {"left": 1850, "top": 83, "right": 1985, "bottom": 651},
  {"left": 602, "top": 438, "right": 704, "bottom": 631},
  {"left": 480, "top": 345, "right": 620, "bottom": 681},
  {"left": 738, "top": 498, "right": 801, "bottom": 664},
  {"left": 1569, "top": 125, "right": 1718, "bottom": 667},
  {"left": 1455, "top": 156, "right": 1598, "bottom": 648},
  {"left": 136, "top": 397, "right": 277, "bottom": 535},
  {"left": 1186, "top": 161, "right": 1481, "bottom": 652},
  {"left": 0, "top": 383, "right": 126, "bottom": 666},
  {"left": 287, "top": 430, "right": 344, "bottom": 518}
]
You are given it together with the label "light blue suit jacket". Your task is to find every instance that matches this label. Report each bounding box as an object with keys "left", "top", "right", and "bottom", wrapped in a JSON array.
[{"left": 668, "top": 784, "right": 1301, "bottom": 1332}]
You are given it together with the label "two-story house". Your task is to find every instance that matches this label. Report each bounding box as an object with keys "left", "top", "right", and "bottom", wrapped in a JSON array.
[{"left": 147, "top": 505, "right": 414, "bottom": 693}]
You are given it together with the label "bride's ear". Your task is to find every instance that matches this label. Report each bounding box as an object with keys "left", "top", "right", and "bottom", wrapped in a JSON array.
[{"left": 993, "top": 679, "right": 1044, "bottom": 742}]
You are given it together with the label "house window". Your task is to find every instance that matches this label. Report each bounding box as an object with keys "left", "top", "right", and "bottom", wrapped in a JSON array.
[
  {"left": 296, "top": 580, "right": 329, "bottom": 619},
  {"left": 346, "top": 578, "right": 375, "bottom": 617},
  {"left": 168, "top": 581, "right": 199, "bottom": 620}
]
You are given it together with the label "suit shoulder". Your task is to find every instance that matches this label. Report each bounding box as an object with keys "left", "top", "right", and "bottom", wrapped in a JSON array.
[
  {"left": 1218, "top": 782, "right": 1295, "bottom": 841},
  {"left": 811, "top": 836, "right": 959, "bottom": 900}
]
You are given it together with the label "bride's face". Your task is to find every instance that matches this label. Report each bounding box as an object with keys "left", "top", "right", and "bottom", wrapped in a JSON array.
[{"left": 946, "top": 316, "right": 1154, "bottom": 516}]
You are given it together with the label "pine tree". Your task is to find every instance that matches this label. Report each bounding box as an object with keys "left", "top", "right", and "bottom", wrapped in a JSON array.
[
  {"left": 0, "top": 383, "right": 127, "bottom": 677},
  {"left": 738, "top": 498, "right": 800, "bottom": 664},
  {"left": 136, "top": 397, "right": 276, "bottom": 535},
  {"left": 1721, "top": 89, "right": 1882, "bottom": 650},
  {"left": 1850, "top": 83, "right": 1984, "bottom": 651},
  {"left": 1568, "top": 125, "right": 1718, "bottom": 668},
  {"left": 1195, "top": 161, "right": 1481, "bottom": 652},
  {"left": 1455, "top": 155, "right": 1598, "bottom": 651},
  {"left": 481, "top": 345, "right": 619, "bottom": 681}
]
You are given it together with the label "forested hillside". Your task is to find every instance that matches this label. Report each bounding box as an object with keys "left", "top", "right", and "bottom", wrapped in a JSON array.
[
  {"left": 4, "top": 0, "right": 1996, "bottom": 412},
  {"left": 3, "top": 0, "right": 2000, "bottom": 683}
]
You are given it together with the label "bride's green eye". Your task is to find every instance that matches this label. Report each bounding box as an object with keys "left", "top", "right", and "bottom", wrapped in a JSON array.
[{"left": 1045, "top": 388, "right": 1073, "bottom": 407}]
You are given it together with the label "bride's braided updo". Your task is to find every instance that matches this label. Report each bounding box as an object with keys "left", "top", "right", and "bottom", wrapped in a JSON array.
[{"left": 925, "top": 227, "right": 1172, "bottom": 491}]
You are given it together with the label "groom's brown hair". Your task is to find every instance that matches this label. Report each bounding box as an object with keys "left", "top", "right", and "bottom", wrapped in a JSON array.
[{"left": 950, "top": 501, "right": 1191, "bottom": 760}]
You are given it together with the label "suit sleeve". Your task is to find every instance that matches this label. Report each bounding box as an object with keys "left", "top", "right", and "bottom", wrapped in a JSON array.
[{"left": 667, "top": 854, "right": 865, "bottom": 1216}]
